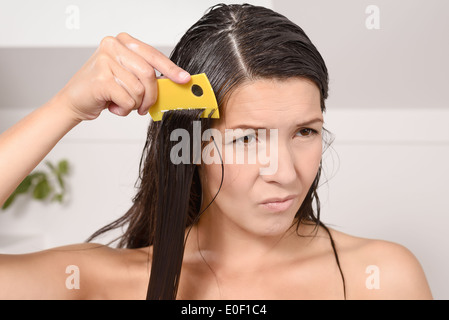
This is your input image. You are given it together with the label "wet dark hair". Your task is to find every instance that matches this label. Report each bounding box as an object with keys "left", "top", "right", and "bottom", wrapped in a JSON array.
[{"left": 88, "top": 3, "right": 345, "bottom": 300}]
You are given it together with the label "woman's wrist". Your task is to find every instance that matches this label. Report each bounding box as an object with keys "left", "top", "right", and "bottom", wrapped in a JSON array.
[{"left": 46, "top": 91, "right": 84, "bottom": 127}]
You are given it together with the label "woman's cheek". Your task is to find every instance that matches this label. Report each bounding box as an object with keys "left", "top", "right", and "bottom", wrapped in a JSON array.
[
  {"left": 198, "top": 163, "right": 222, "bottom": 198},
  {"left": 304, "top": 144, "right": 323, "bottom": 189}
]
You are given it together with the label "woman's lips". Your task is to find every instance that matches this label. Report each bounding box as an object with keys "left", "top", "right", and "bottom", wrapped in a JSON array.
[{"left": 260, "top": 198, "right": 294, "bottom": 212}]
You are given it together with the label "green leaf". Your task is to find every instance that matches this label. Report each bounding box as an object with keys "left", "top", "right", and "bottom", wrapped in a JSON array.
[
  {"left": 58, "top": 160, "right": 69, "bottom": 175},
  {"left": 1, "top": 193, "right": 16, "bottom": 210},
  {"left": 33, "top": 178, "right": 51, "bottom": 200},
  {"left": 45, "top": 161, "right": 56, "bottom": 172},
  {"left": 52, "top": 193, "right": 64, "bottom": 203},
  {"left": 29, "top": 171, "right": 46, "bottom": 181},
  {"left": 57, "top": 173, "right": 65, "bottom": 190},
  {"left": 3, "top": 159, "right": 71, "bottom": 210},
  {"left": 16, "top": 175, "right": 33, "bottom": 194}
]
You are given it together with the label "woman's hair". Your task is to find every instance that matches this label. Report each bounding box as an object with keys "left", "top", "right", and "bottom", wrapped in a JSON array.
[{"left": 88, "top": 3, "right": 344, "bottom": 299}]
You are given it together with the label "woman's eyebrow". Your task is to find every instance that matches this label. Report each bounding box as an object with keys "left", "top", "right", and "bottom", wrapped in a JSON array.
[{"left": 227, "top": 117, "right": 324, "bottom": 130}]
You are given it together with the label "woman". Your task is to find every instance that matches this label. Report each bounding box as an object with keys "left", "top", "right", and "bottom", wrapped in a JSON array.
[{"left": 0, "top": 4, "right": 432, "bottom": 300}]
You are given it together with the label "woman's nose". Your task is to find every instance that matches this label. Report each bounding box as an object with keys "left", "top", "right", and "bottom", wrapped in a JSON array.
[{"left": 259, "top": 141, "right": 297, "bottom": 185}]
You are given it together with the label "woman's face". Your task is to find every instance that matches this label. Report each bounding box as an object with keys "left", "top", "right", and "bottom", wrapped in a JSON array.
[{"left": 198, "top": 77, "right": 324, "bottom": 237}]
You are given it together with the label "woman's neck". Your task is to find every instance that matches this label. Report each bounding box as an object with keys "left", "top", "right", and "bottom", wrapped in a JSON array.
[{"left": 184, "top": 211, "right": 307, "bottom": 274}]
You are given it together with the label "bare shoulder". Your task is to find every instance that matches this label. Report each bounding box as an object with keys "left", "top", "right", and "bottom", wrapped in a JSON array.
[
  {"left": 0, "top": 242, "right": 150, "bottom": 299},
  {"left": 327, "top": 227, "right": 433, "bottom": 300}
]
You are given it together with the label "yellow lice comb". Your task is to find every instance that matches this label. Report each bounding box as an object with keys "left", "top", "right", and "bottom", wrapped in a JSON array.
[{"left": 149, "top": 73, "right": 219, "bottom": 121}]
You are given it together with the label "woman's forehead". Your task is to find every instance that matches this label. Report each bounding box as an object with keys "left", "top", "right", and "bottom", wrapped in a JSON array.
[{"left": 216, "top": 78, "right": 323, "bottom": 129}]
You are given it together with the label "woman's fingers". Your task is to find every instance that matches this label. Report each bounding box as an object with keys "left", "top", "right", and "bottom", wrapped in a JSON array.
[
  {"left": 107, "top": 59, "right": 145, "bottom": 116},
  {"left": 104, "top": 33, "right": 191, "bottom": 116},
  {"left": 116, "top": 33, "right": 191, "bottom": 84},
  {"left": 57, "top": 33, "right": 189, "bottom": 121},
  {"left": 110, "top": 36, "right": 158, "bottom": 115}
]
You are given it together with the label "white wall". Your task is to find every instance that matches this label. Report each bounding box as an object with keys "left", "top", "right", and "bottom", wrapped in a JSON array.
[
  {"left": 0, "top": 0, "right": 272, "bottom": 47},
  {"left": 320, "top": 109, "right": 449, "bottom": 300},
  {"left": 1, "top": 0, "right": 448, "bottom": 299}
]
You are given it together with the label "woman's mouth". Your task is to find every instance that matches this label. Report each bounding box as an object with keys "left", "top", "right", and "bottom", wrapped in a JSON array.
[{"left": 260, "top": 196, "right": 295, "bottom": 212}]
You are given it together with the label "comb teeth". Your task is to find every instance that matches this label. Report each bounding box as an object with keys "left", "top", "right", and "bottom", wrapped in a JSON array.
[{"left": 149, "top": 73, "right": 219, "bottom": 122}]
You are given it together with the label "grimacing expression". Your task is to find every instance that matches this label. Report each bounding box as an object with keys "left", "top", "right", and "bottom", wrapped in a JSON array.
[{"left": 198, "top": 78, "right": 324, "bottom": 237}]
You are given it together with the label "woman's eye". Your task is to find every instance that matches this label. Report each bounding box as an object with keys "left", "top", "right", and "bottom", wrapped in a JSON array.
[
  {"left": 234, "top": 134, "right": 257, "bottom": 145},
  {"left": 296, "top": 128, "right": 318, "bottom": 137}
]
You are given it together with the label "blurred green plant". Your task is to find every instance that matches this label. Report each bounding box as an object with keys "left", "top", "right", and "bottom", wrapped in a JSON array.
[{"left": 1, "top": 159, "right": 70, "bottom": 210}]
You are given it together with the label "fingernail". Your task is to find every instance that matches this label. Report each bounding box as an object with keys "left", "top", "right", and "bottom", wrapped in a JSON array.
[{"left": 179, "top": 71, "right": 190, "bottom": 81}]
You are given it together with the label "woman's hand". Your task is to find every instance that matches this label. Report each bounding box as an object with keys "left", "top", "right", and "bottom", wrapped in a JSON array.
[
  {"left": 57, "top": 32, "right": 191, "bottom": 121},
  {"left": 0, "top": 33, "right": 190, "bottom": 207}
]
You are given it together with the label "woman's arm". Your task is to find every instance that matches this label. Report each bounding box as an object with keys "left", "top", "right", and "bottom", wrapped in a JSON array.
[
  {"left": 0, "top": 243, "right": 126, "bottom": 299},
  {"left": 0, "top": 32, "right": 190, "bottom": 208},
  {"left": 0, "top": 94, "right": 80, "bottom": 206}
]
